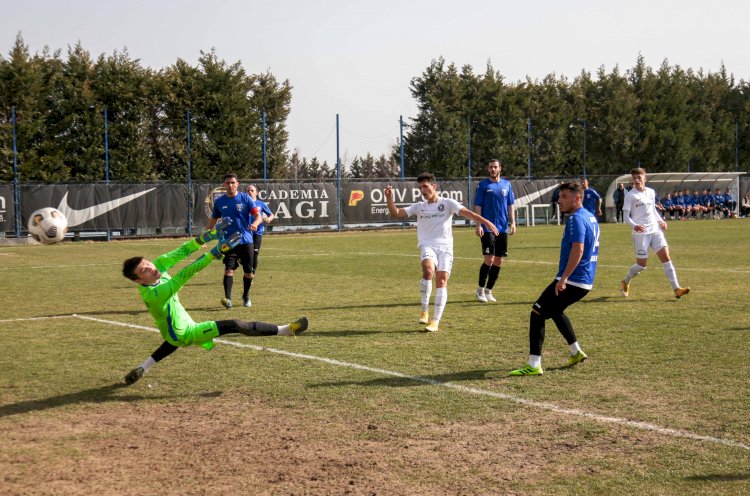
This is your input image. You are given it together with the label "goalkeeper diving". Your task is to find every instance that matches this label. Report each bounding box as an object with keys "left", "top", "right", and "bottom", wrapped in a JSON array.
[{"left": 121, "top": 219, "right": 308, "bottom": 385}]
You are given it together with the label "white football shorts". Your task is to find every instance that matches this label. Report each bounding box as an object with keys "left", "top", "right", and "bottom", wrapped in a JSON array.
[
  {"left": 420, "top": 245, "right": 454, "bottom": 274},
  {"left": 632, "top": 231, "right": 668, "bottom": 258}
]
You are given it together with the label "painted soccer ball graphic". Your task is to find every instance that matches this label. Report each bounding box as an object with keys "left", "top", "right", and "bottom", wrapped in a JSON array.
[{"left": 28, "top": 207, "right": 69, "bottom": 244}]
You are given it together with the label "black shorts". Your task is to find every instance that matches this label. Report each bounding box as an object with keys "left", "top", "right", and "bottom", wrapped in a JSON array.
[
  {"left": 532, "top": 280, "right": 589, "bottom": 318},
  {"left": 223, "top": 243, "right": 254, "bottom": 273},
  {"left": 480, "top": 232, "right": 509, "bottom": 258}
]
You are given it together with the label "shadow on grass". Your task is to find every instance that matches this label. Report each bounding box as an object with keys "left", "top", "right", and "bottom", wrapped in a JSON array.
[
  {"left": 0, "top": 383, "right": 222, "bottom": 418},
  {"left": 308, "top": 369, "right": 495, "bottom": 389},
  {"left": 305, "top": 300, "right": 532, "bottom": 311},
  {"left": 685, "top": 472, "right": 750, "bottom": 482}
]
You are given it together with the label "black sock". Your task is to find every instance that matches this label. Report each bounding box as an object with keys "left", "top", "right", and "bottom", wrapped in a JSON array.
[
  {"left": 485, "top": 265, "right": 501, "bottom": 290},
  {"left": 217, "top": 320, "right": 278, "bottom": 336},
  {"left": 223, "top": 275, "right": 233, "bottom": 299},
  {"left": 243, "top": 276, "right": 252, "bottom": 299},
  {"left": 529, "top": 311, "right": 546, "bottom": 356},
  {"left": 478, "top": 263, "right": 491, "bottom": 287},
  {"left": 551, "top": 313, "right": 577, "bottom": 345}
]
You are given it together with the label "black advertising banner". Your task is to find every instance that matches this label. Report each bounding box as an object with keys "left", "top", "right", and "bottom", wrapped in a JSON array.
[
  {"left": 195, "top": 182, "right": 338, "bottom": 228},
  {"left": 340, "top": 180, "right": 473, "bottom": 225},
  {"left": 0, "top": 184, "right": 16, "bottom": 232},
  {"left": 2, "top": 179, "right": 567, "bottom": 235},
  {"left": 19, "top": 183, "right": 188, "bottom": 231}
]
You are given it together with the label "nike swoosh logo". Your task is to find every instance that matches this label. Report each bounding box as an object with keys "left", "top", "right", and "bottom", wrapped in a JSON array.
[
  {"left": 57, "top": 188, "right": 157, "bottom": 227},
  {"left": 513, "top": 184, "right": 560, "bottom": 207}
]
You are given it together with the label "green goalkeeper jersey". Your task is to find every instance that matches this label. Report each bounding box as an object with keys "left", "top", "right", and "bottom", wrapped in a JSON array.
[{"left": 137, "top": 239, "right": 216, "bottom": 348}]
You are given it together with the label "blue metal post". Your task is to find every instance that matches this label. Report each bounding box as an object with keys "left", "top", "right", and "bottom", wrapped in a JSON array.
[
  {"left": 526, "top": 118, "right": 532, "bottom": 179},
  {"left": 736, "top": 119, "right": 740, "bottom": 172},
  {"left": 12, "top": 107, "right": 20, "bottom": 237},
  {"left": 467, "top": 115, "right": 472, "bottom": 206},
  {"left": 583, "top": 118, "right": 587, "bottom": 178},
  {"left": 187, "top": 110, "right": 193, "bottom": 234},
  {"left": 336, "top": 113, "right": 341, "bottom": 231},
  {"left": 399, "top": 115, "right": 404, "bottom": 180},
  {"left": 637, "top": 120, "right": 642, "bottom": 167},
  {"left": 262, "top": 111, "right": 267, "bottom": 180},
  {"left": 104, "top": 107, "right": 109, "bottom": 182},
  {"left": 104, "top": 107, "right": 111, "bottom": 241}
]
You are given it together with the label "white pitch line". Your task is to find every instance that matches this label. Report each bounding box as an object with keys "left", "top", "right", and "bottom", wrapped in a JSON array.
[{"left": 69, "top": 314, "right": 750, "bottom": 452}]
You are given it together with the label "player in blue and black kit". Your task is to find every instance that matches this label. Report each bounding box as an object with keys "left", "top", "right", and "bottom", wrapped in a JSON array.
[
  {"left": 510, "top": 181, "right": 599, "bottom": 376},
  {"left": 244, "top": 184, "right": 276, "bottom": 307},
  {"left": 207, "top": 173, "right": 262, "bottom": 309},
  {"left": 473, "top": 159, "right": 516, "bottom": 303},
  {"left": 581, "top": 177, "right": 602, "bottom": 218}
]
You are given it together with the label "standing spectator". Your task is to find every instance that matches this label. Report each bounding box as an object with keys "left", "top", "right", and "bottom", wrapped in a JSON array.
[
  {"left": 244, "top": 184, "right": 276, "bottom": 307},
  {"left": 206, "top": 173, "right": 262, "bottom": 309},
  {"left": 620, "top": 168, "right": 690, "bottom": 300},
  {"left": 550, "top": 184, "right": 562, "bottom": 222},
  {"left": 473, "top": 159, "right": 516, "bottom": 303},
  {"left": 384, "top": 173, "right": 498, "bottom": 333},
  {"left": 581, "top": 178, "right": 602, "bottom": 218},
  {"left": 509, "top": 182, "right": 598, "bottom": 376},
  {"left": 613, "top": 183, "right": 627, "bottom": 223}
]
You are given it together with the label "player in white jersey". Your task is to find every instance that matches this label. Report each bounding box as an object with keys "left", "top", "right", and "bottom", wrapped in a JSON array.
[
  {"left": 620, "top": 168, "right": 690, "bottom": 299},
  {"left": 385, "top": 172, "right": 498, "bottom": 332}
]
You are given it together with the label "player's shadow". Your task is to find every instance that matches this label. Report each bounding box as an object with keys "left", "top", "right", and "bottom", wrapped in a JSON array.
[
  {"left": 0, "top": 383, "right": 222, "bottom": 418},
  {"left": 685, "top": 472, "right": 749, "bottom": 482},
  {"left": 308, "top": 369, "right": 494, "bottom": 389}
]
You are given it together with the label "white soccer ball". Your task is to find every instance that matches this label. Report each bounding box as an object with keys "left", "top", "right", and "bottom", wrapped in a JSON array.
[{"left": 28, "top": 207, "right": 68, "bottom": 244}]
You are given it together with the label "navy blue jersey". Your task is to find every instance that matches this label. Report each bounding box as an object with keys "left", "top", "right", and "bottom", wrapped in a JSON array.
[
  {"left": 557, "top": 207, "right": 599, "bottom": 290},
  {"left": 582, "top": 188, "right": 602, "bottom": 215},
  {"left": 212, "top": 192, "right": 259, "bottom": 245},
  {"left": 474, "top": 178, "right": 515, "bottom": 232}
]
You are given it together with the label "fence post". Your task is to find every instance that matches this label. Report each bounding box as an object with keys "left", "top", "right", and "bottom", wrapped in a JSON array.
[
  {"left": 187, "top": 110, "right": 193, "bottom": 235},
  {"left": 104, "top": 107, "right": 111, "bottom": 241},
  {"left": 262, "top": 111, "right": 267, "bottom": 180},
  {"left": 526, "top": 118, "right": 532, "bottom": 179},
  {"left": 336, "top": 113, "right": 341, "bottom": 231},
  {"left": 12, "top": 107, "right": 20, "bottom": 237},
  {"left": 399, "top": 115, "right": 404, "bottom": 181}
]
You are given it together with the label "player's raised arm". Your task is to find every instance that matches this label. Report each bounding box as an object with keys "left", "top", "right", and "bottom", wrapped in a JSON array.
[
  {"left": 459, "top": 207, "right": 498, "bottom": 235},
  {"left": 385, "top": 185, "right": 408, "bottom": 219}
]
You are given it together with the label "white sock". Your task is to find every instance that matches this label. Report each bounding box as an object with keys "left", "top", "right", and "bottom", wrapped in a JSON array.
[
  {"left": 624, "top": 264, "right": 646, "bottom": 283},
  {"left": 662, "top": 261, "right": 680, "bottom": 290},
  {"left": 433, "top": 287, "right": 447, "bottom": 322},
  {"left": 140, "top": 356, "right": 156, "bottom": 373},
  {"left": 568, "top": 342, "right": 581, "bottom": 355},
  {"left": 277, "top": 324, "right": 290, "bottom": 336},
  {"left": 420, "top": 279, "right": 432, "bottom": 312},
  {"left": 529, "top": 355, "right": 542, "bottom": 368}
]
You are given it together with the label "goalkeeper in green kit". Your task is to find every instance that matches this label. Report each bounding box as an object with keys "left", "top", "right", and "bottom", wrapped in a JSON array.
[{"left": 121, "top": 219, "right": 308, "bottom": 385}]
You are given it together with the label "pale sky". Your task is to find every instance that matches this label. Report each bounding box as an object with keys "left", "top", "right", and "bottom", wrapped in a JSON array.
[{"left": 3, "top": 0, "right": 749, "bottom": 164}]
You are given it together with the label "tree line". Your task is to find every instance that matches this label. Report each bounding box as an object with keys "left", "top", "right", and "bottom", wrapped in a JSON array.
[
  {"left": 2, "top": 33, "right": 748, "bottom": 181},
  {"left": 403, "top": 56, "right": 750, "bottom": 177}
]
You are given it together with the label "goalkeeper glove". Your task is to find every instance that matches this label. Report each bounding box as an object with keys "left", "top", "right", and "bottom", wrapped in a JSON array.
[
  {"left": 210, "top": 231, "right": 242, "bottom": 259},
  {"left": 195, "top": 218, "right": 233, "bottom": 245}
]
